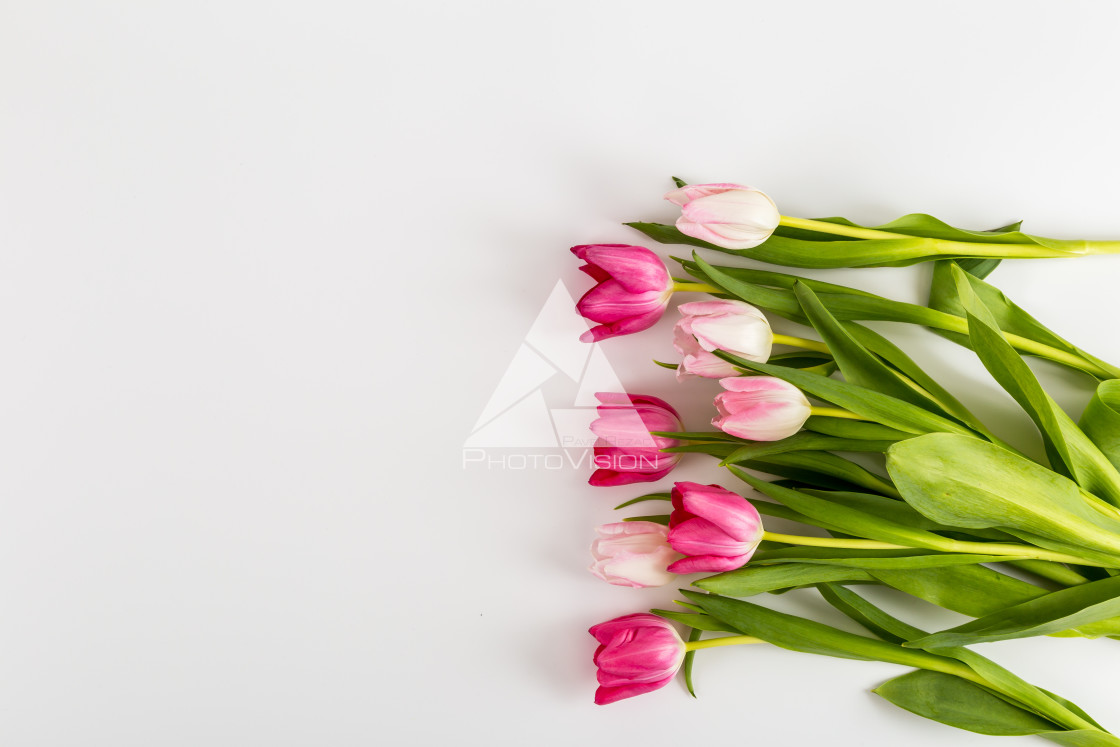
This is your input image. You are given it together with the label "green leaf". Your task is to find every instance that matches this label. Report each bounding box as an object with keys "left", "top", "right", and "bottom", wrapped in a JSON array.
[
  {"left": 885, "top": 433, "right": 1120, "bottom": 560},
  {"left": 679, "top": 590, "right": 971, "bottom": 673},
  {"left": 821, "top": 585, "right": 1116, "bottom": 738},
  {"left": 802, "top": 416, "right": 911, "bottom": 441},
  {"left": 875, "top": 671, "right": 1069, "bottom": 736},
  {"left": 683, "top": 626, "right": 700, "bottom": 697},
  {"left": 731, "top": 452, "right": 900, "bottom": 496},
  {"left": 793, "top": 282, "right": 959, "bottom": 418},
  {"left": 677, "top": 256, "right": 1113, "bottom": 378},
  {"left": 613, "top": 492, "right": 670, "bottom": 510},
  {"left": 930, "top": 260, "right": 1119, "bottom": 379},
  {"left": 951, "top": 264, "right": 1120, "bottom": 503},
  {"left": 671, "top": 176, "right": 687, "bottom": 188},
  {"left": 843, "top": 322, "right": 1001, "bottom": 441},
  {"left": 695, "top": 562, "right": 876, "bottom": 596},
  {"left": 907, "top": 575, "right": 1120, "bottom": 648},
  {"left": 622, "top": 514, "right": 669, "bottom": 525},
  {"left": 1081, "top": 380, "right": 1120, "bottom": 471},
  {"left": 720, "top": 433, "right": 899, "bottom": 465},
  {"left": 729, "top": 467, "right": 957, "bottom": 550},
  {"left": 649, "top": 609, "right": 738, "bottom": 634}
]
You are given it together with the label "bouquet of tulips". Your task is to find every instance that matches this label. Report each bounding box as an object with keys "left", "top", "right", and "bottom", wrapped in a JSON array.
[{"left": 574, "top": 181, "right": 1120, "bottom": 745}]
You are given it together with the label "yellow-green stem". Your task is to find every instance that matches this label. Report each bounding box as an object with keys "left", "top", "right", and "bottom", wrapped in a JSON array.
[
  {"left": 763, "top": 531, "right": 906, "bottom": 550},
  {"left": 684, "top": 634, "right": 765, "bottom": 652},
  {"left": 772, "top": 333, "right": 830, "bottom": 354},
  {"left": 808, "top": 406, "right": 871, "bottom": 421},
  {"left": 672, "top": 281, "right": 723, "bottom": 294},
  {"left": 779, "top": 215, "right": 911, "bottom": 241}
]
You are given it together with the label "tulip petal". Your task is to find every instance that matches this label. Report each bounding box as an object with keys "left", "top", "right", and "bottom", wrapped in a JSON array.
[
  {"left": 571, "top": 244, "right": 671, "bottom": 294},
  {"left": 667, "top": 553, "right": 753, "bottom": 574},
  {"left": 676, "top": 487, "right": 763, "bottom": 543},
  {"left": 594, "top": 676, "right": 676, "bottom": 705}
]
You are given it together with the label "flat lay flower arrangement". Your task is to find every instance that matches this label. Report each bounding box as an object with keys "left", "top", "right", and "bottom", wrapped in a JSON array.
[{"left": 575, "top": 180, "right": 1120, "bottom": 745}]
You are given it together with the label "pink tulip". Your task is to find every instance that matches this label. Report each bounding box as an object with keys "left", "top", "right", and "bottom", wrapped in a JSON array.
[
  {"left": 667, "top": 482, "right": 765, "bottom": 573},
  {"left": 674, "top": 299, "right": 773, "bottom": 381},
  {"left": 712, "top": 376, "right": 811, "bottom": 441},
  {"left": 571, "top": 244, "right": 673, "bottom": 342},
  {"left": 665, "top": 183, "right": 781, "bottom": 250},
  {"left": 589, "top": 522, "right": 681, "bottom": 588},
  {"left": 590, "top": 393, "right": 683, "bottom": 487},
  {"left": 589, "top": 613, "right": 686, "bottom": 705}
]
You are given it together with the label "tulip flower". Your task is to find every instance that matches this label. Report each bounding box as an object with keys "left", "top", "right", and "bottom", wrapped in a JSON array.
[
  {"left": 712, "top": 376, "right": 811, "bottom": 441},
  {"left": 571, "top": 244, "right": 674, "bottom": 343},
  {"left": 665, "top": 183, "right": 781, "bottom": 250},
  {"left": 590, "top": 393, "right": 683, "bottom": 486},
  {"left": 667, "top": 482, "right": 765, "bottom": 573},
  {"left": 588, "top": 522, "right": 681, "bottom": 588},
  {"left": 589, "top": 613, "right": 686, "bottom": 705},
  {"left": 674, "top": 299, "right": 773, "bottom": 380}
]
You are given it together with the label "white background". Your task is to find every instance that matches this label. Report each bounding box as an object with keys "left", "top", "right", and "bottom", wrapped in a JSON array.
[{"left": 3, "top": 1, "right": 1120, "bottom": 744}]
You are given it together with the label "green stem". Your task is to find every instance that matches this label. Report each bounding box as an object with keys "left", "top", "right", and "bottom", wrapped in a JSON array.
[
  {"left": 772, "top": 333, "right": 829, "bottom": 354},
  {"left": 809, "top": 406, "right": 870, "bottom": 421},
  {"left": 763, "top": 531, "right": 905, "bottom": 550},
  {"left": 684, "top": 634, "right": 765, "bottom": 652},
  {"left": 779, "top": 215, "right": 911, "bottom": 241},
  {"left": 1002, "top": 559, "right": 1089, "bottom": 587},
  {"left": 779, "top": 215, "right": 1120, "bottom": 259},
  {"left": 763, "top": 531, "right": 1108, "bottom": 567},
  {"left": 673, "top": 281, "right": 722, "bottom": 294}
]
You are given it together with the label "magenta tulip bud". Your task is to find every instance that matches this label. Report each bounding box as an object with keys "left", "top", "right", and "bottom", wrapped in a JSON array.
[
  {"left": 665, "top": 183, "right": 781, "bottom": 250},
  {"left": 589, "top": 522, "right": 681, "bottom": 588},
  {"left": 712, "top": 376, "right": 811, "bottom": 441},
  {"left": 674, "top": 299, "right": 773, "bottom": 381},
  {"left": 589, "top": 393, "right": 683, "bottom": 487},
  {"left": 589, "top": 613, "right": 686, "bottom": 705},
  {"left": 571, "top": 244, "right": 673, "bottom": 343},
  {"left": 667, "top": 482, "right": 765, "bottom": 573}
]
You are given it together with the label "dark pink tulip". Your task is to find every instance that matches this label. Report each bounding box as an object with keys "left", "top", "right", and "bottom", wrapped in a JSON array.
[
  {"left": 571, "top": 244, "right": 673, "bottom": 343},
  {"left": 589, "top": 393, "right": 683, "bottom": 487},
  {"left": 667, "top": 482, "right": 765, "bottom": 573},
  {"left": 589, "top": 613, "right": 685, "bottom": 705}
]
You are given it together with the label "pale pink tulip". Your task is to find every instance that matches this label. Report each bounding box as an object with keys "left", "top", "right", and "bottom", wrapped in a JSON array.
[
  {"left": 665, "top": 183, "right": 780, "bottom": 250},
  {"left": 590, "top": 393, "right": 683, "bottom": 486},
  {"left": 674, "top": 299, "right": 773, "bottom": 380},
  {"left": 589, "top": 613, "right": 685, "bottom": 705},
  {"left": 712, "top": 376, "right": 811, "bottom": 441},
  {"left": 571, "top": 244, "right": 673, "bottom": 342},
  {"left": 589, "top": 522, "right": 681, "bottom": 588},
  {"left": 667, "top": 482, "right": 765, "bottom": 573}
]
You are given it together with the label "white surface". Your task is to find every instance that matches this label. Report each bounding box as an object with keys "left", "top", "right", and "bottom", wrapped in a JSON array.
[{"left": 3, "top": 1, "right": 1120, "bottom": 744}]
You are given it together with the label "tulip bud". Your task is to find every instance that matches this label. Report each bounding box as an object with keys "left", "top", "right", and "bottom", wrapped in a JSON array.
[
  {"left": 571, "top": 244, "right": 673, "bottom": 343},
  {"left": 589, "top": 613, "right": 686, "bottom": 705},
  {"left": 712, "top": 376, "right": 811, "bottom": 441},
  {"left": 667, "top": 482, "right": 765, "bottom": 573},
  {"left": 590, "top": 393, "right": 683, "bottom": 486},
  {"left": 588, "top": 522, "right": 681, "bottom": 588},
  {"left": 665, "top": 183, "right": 781, "bottom": 250},
  {"left": 674, "top": 299, "right": 773, "bottom": 380}
]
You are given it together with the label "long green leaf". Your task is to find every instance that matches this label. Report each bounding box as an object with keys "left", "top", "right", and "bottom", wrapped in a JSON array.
[
  {"left": 821, "top": 585, "right": 1114, "bottom": 739},
  {"left": 952, "top": 264, "right": 1120, "bottom": 503},
  {"left": 720, "top": 433, "right": 898, "bottom": 465},
  {"left": 694, "top": 563, "right": 875, "bottom": 596},
  {"left": 1081, "top": 380, "right": 1120, "bottom": 471},
  {"left": 907, "top": 575, "right": 1120, "bottom": 648},
  {"left": 885, "top": 433, "right": 1120, "bottom": 559},
  {"left": 793, "top": 282, "right": 957, "bottom": 417}
]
